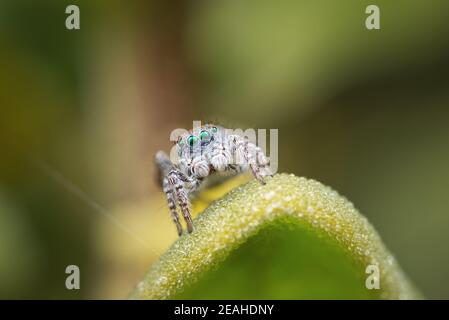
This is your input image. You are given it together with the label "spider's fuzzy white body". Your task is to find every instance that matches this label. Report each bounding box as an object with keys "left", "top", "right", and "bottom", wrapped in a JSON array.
[{"left": 155, "top": 124, "right": 272, "bottom": 236}]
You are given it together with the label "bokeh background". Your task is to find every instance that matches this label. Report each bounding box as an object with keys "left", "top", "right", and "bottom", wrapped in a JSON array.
[{"left": 1, "top": 0, "right": 449, "bottom": 299}]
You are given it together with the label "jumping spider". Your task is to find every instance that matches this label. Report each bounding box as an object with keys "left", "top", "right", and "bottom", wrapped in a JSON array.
[{"left": 155, "top": 124, "right": 272, "bottom": 236}]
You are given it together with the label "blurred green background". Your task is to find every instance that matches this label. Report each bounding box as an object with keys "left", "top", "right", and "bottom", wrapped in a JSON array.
[{"left": 0, "top": 0, "right": 449, "bottom": 299}]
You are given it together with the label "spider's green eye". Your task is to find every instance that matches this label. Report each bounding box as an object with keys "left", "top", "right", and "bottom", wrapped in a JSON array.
[
  {"left": 187, "top": 135, "right": 198, "bottom": 147},
  {"left": 199, "top": 130, "right": 210, "bottom": 141},
  {"left": 211, "top": 126, "right": 218, "bottom": 133},
  {"left": 177, "top": 138, "right": 184, "bottom": 146}
]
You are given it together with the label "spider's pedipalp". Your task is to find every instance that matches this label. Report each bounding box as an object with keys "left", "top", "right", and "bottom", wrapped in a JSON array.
[
  {"left": 209, "top": 142, "right": 232, "bottom": 172},
  {"left": 191, "top": 155, "right": 210, "bottom": 178}
]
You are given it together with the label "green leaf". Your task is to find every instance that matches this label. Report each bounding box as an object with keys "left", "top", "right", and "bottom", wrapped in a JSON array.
[{"left": 129, "top": 173, "right": 421, "bottom": 299}]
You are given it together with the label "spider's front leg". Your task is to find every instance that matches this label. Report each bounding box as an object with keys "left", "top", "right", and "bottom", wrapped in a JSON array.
[
  {"left": 231, "top": 135, "right": 272, "bottom": 184},
  {"left": 167, "top": 169, "right": 195, "bottom": 234},
  {"left": 155, "top": 151, "right": 183, "bottom": 235},
  {"left": 162, "top": 177, "right": 183, "bottom": 236}
]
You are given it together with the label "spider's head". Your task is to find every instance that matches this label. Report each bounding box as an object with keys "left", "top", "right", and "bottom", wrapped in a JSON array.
[{"left": 176, "top": 124, "right": 221, "bottom": 158}]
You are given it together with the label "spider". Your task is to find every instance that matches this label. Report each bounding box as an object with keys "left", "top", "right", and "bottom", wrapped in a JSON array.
[{"left": 155, "top": 124, "right": 272, "bottom": 236}]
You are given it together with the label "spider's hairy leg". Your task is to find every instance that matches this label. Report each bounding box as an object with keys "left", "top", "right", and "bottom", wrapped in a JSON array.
[
  {"left": 162, "top": 177, "right": 183, "bottom": 236},
  {"left": 255, "top": 144, "right": 273, "bottom": 177},
  {"left": 167, "top": 170, "right": 194, "bottom": 234},
  {"left": 155, "top": 151, "right": 174, "bottom": 184},
  {"left": 231, "top": 135, "right": 270, "bottom": 184},
  {"left": 155, "top": 151, "right": 183, "bottom": 235}
]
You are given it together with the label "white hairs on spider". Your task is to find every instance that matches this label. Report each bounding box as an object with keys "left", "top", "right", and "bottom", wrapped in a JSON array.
[{"left": 155, "top": 124, "right": 274, "bottom": 236}]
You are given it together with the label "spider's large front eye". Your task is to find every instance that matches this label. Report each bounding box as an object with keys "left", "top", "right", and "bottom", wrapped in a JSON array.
[
  {"left": 199, "top": 130, "right": 210, "bottom": 141},
  {"left": 187, "top": 135, "right": 199, "bottom": 147}
]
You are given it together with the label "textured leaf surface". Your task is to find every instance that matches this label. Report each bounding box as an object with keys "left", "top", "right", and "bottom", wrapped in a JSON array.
[{"left": 130, "top": 173, "right": 420, "bottom": 299}]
